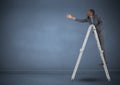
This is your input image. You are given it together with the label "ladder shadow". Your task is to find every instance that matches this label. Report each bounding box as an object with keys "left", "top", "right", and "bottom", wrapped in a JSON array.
[{"left": 76, "top": 77, "right": 103, "bottom": 82}]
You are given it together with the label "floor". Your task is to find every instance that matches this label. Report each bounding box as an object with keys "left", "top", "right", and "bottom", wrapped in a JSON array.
[{"left": 0, "top": 70, "right": 120, "bottom": 85}]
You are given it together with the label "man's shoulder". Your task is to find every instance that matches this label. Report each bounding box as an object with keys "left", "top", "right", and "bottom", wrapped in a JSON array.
[
  {"left": 94, "top": 14, "right": 99, "bottom": 18},
  {"left": 94, "top": 14, "right": 102, "bottom": 20}
]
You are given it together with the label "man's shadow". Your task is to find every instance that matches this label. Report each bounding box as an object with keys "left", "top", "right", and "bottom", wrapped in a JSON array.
[{"left": 76, "top": 77, "right": 103, "bottom": 82}]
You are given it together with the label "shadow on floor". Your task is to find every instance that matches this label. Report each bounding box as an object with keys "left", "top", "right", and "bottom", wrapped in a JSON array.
[{"left": 77, "top": 77, "right": 103, "bottom": 82}]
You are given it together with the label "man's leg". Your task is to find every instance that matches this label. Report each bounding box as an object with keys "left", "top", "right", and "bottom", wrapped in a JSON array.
[{"left": 97, "top": 30, "right": 107, "bottom": 64}]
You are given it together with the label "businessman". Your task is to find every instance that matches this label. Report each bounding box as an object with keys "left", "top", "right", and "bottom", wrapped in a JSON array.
[{"left": 66, "top": 9, "right": 107, "bottom": 65}]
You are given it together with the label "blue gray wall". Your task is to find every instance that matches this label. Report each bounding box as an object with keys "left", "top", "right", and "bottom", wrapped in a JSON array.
[{"left": 0, "top": 0, "right": 120, "bottom": 71}]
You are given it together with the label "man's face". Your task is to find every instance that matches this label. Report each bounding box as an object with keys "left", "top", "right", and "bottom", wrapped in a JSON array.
[{"left": 87, "top": 10, "right": 93, "bottom": 17}]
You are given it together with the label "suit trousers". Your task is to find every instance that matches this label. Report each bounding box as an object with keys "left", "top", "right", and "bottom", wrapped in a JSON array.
[{"left": 96, "top": 29, "right": 107, "bottom": 62}]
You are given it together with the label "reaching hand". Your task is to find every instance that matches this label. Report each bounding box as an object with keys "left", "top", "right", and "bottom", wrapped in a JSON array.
[{"left": 66, "top": 14, "right": 75, "bottom": 20}]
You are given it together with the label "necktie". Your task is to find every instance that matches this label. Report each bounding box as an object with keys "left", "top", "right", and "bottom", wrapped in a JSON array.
[{"left": 91, "top": 17, "right": 93, "bottom": 24}]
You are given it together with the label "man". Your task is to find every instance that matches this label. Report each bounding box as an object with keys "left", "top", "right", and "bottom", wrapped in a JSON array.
[{"left": 66, "top": 9, "right": 107, "bottom": 65}]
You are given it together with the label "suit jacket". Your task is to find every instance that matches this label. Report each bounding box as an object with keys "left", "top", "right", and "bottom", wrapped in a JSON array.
[{"left": 74, "top": 15, "right": 103, "bottom": 32}]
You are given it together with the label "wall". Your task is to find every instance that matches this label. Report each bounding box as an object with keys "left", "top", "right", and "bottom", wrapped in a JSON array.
[{"left": 0, "top": 0, "right": 120, "bottom": 71}]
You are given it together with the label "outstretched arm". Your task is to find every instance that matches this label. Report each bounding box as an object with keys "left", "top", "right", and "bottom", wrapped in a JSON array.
[
  {"left": 66, "top": 14, "right": 88, "bottom": 23},
  {"left": 74, "top": 18, "right": 88, "bottom": 23}
]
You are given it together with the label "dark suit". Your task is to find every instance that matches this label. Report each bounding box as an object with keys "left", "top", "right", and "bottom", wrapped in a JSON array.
[{"left": 74, "top": 15, "right": 106, "bottom": 61}]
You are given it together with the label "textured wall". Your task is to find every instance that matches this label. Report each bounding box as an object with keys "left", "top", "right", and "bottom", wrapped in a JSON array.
[{"left": 0, "top": 0, "right": 120, "bottom": 71}]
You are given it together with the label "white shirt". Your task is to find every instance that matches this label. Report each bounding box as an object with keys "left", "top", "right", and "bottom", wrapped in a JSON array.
[{"left": 90, "top": 16, "right": 94, "bottom": 24}]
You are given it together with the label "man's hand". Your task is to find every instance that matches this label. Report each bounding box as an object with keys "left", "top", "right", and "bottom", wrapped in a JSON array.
[{"left": 66, "top": 14, "right": 75, "bottom": 20}]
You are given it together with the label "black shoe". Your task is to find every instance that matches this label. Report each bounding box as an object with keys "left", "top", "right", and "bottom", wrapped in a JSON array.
[
  {"left": 100, "top": 63, "right": 104, "bottom": 65},
  {"left": 99, "top": 62, "right": 108, "bottom": 65}
]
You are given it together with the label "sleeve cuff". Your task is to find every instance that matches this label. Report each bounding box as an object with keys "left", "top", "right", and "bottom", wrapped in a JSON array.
[{"left": 72, "top": 17, "right": 76, "bottom": 20}]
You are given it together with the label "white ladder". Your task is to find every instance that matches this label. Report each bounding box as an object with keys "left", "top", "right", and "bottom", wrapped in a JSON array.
[{"left": 71, "top": 24, "right": 111, "bottom": 81}]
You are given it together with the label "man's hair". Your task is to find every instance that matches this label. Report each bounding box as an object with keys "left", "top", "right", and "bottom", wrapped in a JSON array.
[{"left": 89, "top": 9, "right": 95, "bottom": 16}]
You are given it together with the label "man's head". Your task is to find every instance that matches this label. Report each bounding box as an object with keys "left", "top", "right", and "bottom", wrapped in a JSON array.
[{"left": 87, "top": 9, "right": 95, "bottom": 17}]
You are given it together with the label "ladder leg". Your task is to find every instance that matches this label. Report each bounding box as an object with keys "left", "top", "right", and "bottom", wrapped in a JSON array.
[
  {"left": 71, "top": 49, "right": 83, "bottom": 80},
  {"left": 71, "top": 25, "right": 92, "bottom": 80},
  {"left": 93, "top": 26, "right": 111, "bottom": 81}
]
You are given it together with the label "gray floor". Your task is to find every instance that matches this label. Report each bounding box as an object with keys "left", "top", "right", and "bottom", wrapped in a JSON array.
[{"left": 0, "top": 70, "right": 120, "bottom": 85}]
